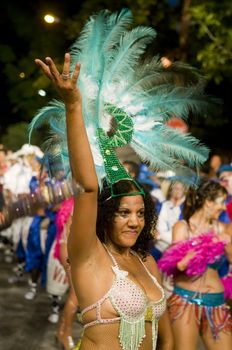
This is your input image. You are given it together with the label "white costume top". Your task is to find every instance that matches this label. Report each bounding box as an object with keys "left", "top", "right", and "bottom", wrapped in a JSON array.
[
  {"left": 3, "top": 161, "right": 33, "bottom": 196},
  {"left": 155, "top": 200, "right": 182, "bottom": 252}
]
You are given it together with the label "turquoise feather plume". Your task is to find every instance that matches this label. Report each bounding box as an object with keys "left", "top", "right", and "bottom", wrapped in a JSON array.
[
  {"left": 132, "top": 126, "right": 208, "bottom": 169},
  {"left": 30, "top": 8, "right": 218, "bottom": 186}
]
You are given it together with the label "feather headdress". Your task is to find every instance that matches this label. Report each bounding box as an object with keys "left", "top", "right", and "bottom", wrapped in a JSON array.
[{"left": 30, "top": 8, "right": 215, "bottom": 189}]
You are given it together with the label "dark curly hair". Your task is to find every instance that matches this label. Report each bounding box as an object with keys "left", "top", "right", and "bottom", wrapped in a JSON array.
[
  {"left": 96, "top": 180, "right": 157, "bottom": 259},
  {"left": 183, "top": 178, "right": 227, "bottom": 222}
]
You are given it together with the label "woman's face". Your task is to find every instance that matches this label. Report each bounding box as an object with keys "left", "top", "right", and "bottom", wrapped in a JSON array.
[
  {"left": 209, "top": 155, "right": 221, "bottom": 171},
  {"left": 219, "top": 172, "right": 232, "bottom": 195},
  {"left": 108, "top": 195, "right": 145, "bottom": 248},
  {"left": 207, "top": 195, "right": 227, "bottom": 220},
  {"left": 170, "top": 182, "right": 186, "bottom": 200}
]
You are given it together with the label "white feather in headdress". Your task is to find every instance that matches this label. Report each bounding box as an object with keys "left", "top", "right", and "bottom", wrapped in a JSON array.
[{"left": 30, "top": 8, "right": 218, "bottom": 186}]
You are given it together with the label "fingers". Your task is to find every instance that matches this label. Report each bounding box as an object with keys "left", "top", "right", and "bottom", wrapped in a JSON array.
[
  {"left": 35, "top": 54, "right": 81, "bottom": 87},
  {"left": 62, "top": 53, "right": 80, "bottom": 85},
  {"left": 35, "top": 57, "right": 59, "bottom": 83},
  {"left": 62, "top": 53, "right": 70, "bottom": 76},
  {"left": 35, "top": 59, "right": 53, "bottom": 80},
  {"left": 45, "top": 57, "right": 61, "bottom": 81},
  {"left": 72, "top": 62, "right": 81, "bottom": 85}
]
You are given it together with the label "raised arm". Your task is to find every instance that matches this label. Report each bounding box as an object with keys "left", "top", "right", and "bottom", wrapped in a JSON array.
[{"left": 35, "top": 53, "right": 99, "bottom": 264}]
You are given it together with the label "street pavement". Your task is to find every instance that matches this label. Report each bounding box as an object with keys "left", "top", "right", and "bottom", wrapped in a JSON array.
[
  {"left": 0, "top": 250, "right": 82, "bottom": 350},
  {"left": 0, "top": 249, "right": 206, "bottom": 350}
]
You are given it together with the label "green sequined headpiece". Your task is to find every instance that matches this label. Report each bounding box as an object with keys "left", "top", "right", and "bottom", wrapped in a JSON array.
[{"left": 97, "top": 103, "right": 144, "bottom": 198}]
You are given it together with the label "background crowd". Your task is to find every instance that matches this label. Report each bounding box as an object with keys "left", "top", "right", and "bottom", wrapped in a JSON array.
[{"left": 0, "top": 141, "right": 232, "bottom": 349}]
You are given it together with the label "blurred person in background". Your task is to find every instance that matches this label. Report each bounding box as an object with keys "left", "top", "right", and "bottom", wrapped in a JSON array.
[
  {"left": 153, "top": 180, "right": 187, "bottom": 261},
  {"left": 1, "top": 145, "right": 44, "bottom": 265},
  {"left": 123, "top": 160, "right": 140, "bottom": 180},
  {"left": 0, "top": 146, "right": 7, "bottom": 209},
  {"left": 158, "top": 179, "right": 232, "bottom": 350},
  {"left": 137, "top": 163, "right": 165, "bottom": 212},
  {"left": 218, "top": 164, "right": 232, "bottom": 223},
  {"left": 208, "top": 154, "right": 223, "bottom": 179},
  {"left": 53, "top": 200, "right": 79, "bottom": 350}
]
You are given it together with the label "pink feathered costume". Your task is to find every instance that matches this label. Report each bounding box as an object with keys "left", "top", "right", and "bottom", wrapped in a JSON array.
[
  {"left": 158, "top": 232, "right": 232, "bottom": 339},
  {"left": 54, "top": 197, "right": 74, "bottom": 261}
]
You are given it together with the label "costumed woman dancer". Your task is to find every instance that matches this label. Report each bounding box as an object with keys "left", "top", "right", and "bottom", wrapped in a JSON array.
[
  {"left": 31, "top": 9, "right": 216, "bottom": 350},
  {"left": 158, "top": 179, "right": 232, "bottom": 350},
  {"left": 54, "top": 197, "right": 79, "bottom": 350}
]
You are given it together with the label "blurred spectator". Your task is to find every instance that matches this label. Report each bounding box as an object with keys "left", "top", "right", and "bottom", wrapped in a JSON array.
[
  {"left": 3, "top": 144, "right": 44, "bottom": 202},
  {"left": 152, "top": 181, "right": 187, "bottom": 261},
  {"left": 218, "top": 164, "right": 232, "bottom": 223},
  {"left": 122, "top": 160, "right": 140, "bottom": 180},
  {"left": 0, "top": 147, "right": 7, "bottom": 210},
  {"left": 208, "top": 154, "right": 222, "bottom": 179}
]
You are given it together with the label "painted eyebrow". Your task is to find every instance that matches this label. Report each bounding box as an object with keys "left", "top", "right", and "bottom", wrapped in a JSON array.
[{"left": 118, "top": 206, "right": 145, "bottom": 210}]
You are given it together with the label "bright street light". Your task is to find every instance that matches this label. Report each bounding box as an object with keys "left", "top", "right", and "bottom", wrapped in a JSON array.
[
  {"left": 44, "top": 14, "right": 60, "bottom": 24},
  {"left": 38, "top": 89, "right": 46, "bottom": 97}
]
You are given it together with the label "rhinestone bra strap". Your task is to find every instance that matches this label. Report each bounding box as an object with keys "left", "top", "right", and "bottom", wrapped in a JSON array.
[
  {"left": 103, "top": 243, "right": 119, "bottom": 269},
  {"left": 130, "top": 250, "right": 164, "bottom": 296}
]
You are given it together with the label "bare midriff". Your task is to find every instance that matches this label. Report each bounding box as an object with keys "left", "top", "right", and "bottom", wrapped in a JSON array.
[
  {"left": 80, "top": 322, "right": 153, "bottom": 350},
  {"left": 175, "top": 268, "right": 224, "bottom": 293}
]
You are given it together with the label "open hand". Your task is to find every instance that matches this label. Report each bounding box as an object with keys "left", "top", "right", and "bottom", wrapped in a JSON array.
[{"left": 35, "top": 53, "right": 81, "bottom": 107}]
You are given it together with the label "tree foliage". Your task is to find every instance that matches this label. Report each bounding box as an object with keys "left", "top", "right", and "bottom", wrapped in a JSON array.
[
  {"left": 0, "top": 122, "right": 44, "bottom": 151},
  {"left": 190, "top": 1, "right": 232, "bottom": 83}
]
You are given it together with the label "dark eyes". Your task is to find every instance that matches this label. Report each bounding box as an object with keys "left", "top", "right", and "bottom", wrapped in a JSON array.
[
  {"left": 137, "top": 210, "right": 145, "bottom": 218},
  {"left": 116, "top": 210, "right": 145, "bottom": 218},
  {"left": 117, "top": 210, "right": 128, "bottom": 217}
]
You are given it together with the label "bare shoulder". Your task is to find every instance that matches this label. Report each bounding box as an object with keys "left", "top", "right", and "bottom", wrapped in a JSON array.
[
  {"left": 225, "top": 222, "right": 232, "bottom": 238},
  {"left": 216, "top": 221, "right": 232, "bottom": 244},
  {"left": 217, "top": 221, "right": 229, "bottom": 235},
  {"left": 172, "top": 220, "right": 189, "bottom": 242}
]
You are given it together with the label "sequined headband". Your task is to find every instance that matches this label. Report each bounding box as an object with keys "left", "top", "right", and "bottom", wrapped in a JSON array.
[{"left": 97, "top": 103, "right": 145, "bottom": 198}]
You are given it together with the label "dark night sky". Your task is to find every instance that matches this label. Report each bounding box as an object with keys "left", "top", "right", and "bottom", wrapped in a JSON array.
[
  {"left": 0, "top": 0, "right": 82, "bottom": 126},
  {"left": 0, "top": 1, "right": 231, "bottom": 152}
]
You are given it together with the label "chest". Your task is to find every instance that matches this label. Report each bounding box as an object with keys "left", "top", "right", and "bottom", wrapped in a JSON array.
[
  {"left": 111, "top": 257, "right": 162, "bottom": 303},
  {"left": 109, "top": 265, "right": 165, "bottom": 322}
]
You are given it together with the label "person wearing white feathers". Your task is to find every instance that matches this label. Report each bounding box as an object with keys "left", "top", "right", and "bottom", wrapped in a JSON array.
[{"left": 31, "top": 9, "right": 217, "bottom": 350}]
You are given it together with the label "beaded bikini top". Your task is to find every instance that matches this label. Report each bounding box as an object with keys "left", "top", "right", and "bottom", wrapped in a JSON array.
[{"left": 81, "top": 245, "right": 166, "bottom": 350}]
